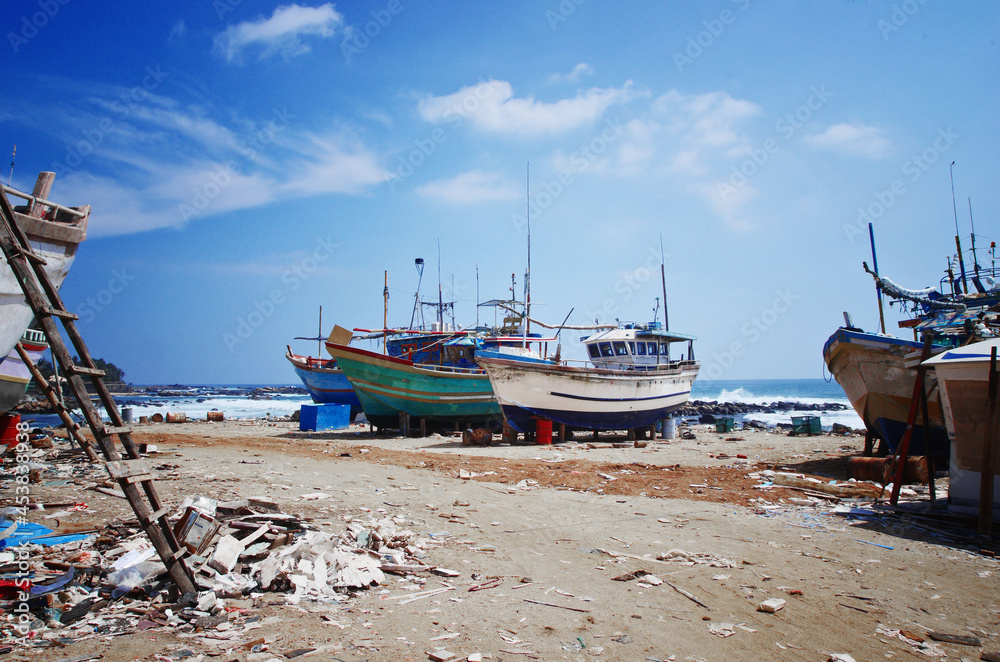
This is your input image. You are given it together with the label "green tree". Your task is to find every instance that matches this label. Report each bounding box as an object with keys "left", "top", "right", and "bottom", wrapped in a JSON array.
[{"left": 70, "top": 356, "right": 126, "bottom": 382}]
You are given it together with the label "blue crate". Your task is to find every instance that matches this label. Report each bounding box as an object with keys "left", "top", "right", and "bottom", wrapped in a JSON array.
[{"left": 299, "top": 404, "right": 350, "bottom": 431}]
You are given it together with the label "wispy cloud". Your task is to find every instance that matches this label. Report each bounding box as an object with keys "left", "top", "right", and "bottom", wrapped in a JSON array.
[
  {"left": 418, "top": 79, "right": 640, "bottom": 136},
  {"left": 415, "top": 171, "right": 520, "bottom": 204},
  {"left": 549, "top": 63, "right": 594, "bottom": 84},
  {"left": 21, "top": 79, "right": 390, "bottom": 237},
  {"left": 214, "top": 3, "right": 343, "bottom": 63},
  {"left": 805, "top": 122, "right": 891, "bottom": 159}
]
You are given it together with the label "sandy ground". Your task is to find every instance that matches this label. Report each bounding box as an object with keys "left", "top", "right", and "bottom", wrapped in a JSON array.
[{"left": 7, "top": 419, "right": 1000, "bottom": 662}]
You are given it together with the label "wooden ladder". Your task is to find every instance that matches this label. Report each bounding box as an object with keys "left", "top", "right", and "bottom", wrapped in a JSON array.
[{"left": 0, "top": 187, "right": 196, "bottom": 594}]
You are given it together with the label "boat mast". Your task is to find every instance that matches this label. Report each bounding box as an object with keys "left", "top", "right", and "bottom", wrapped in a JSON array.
[
  {"left": 383, "top": 270, "right": 388, "bottom": 355},
  {"left": 868, "top": 223, "right": 887, "bottom": 335},
  {"left": 659, "top": 233, "right": 669, "bottom": 332},
  {"left": 475, "top": 263, "right": 480, "bottom": 328},
  {"left": 437, "top": 240, "right": 443, "bottom": 328},
  {"left": 969, "top": 198, "right": 980, "bottom": 278},
  {"left": 523, "top": 163, "right": 531, "bottom": 347},
  {"left": 409, "top": 258, "right": 425, "bottom": 330},
  {"left": 318, "top": 305, "right": 322, "bottom": 357},
  {"left": 950, "top": 161, "right": 968, "bottom": 294}
]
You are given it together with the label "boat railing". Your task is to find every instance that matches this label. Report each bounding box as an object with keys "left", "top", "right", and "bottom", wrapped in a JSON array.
[
  {"left": 3, "top": 183, "right": 87, "bottom": 220},
  {"left": 557, "top": 358, "right": 699, "bottom": 372},
  {"left": 414, "top": 363, "right": 485, "bottom": 375}
]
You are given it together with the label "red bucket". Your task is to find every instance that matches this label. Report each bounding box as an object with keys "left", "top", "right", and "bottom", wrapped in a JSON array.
[
  {"left": 1, "top": 414, "right": 22, "bottom": 449},
  {"left": 535, "top": 418, "right": 552, "bottom": 445}
]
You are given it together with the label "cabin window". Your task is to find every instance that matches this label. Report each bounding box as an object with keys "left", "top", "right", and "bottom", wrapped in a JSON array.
[
  {"left": 636, "top": 342, "right": 646, "bottom": 356},
  {"left": 587, "top": 344, "right": 601, "bottom": 359},
  {"left": 613, "top": 341, "right": 628, "bottom": 356},
  {"left": 647, "top": 342, "right": 657, "bottom": 355},
  {"left": 660, "top": 343, "right": 669, "bottom": 356},
  {"left": 628, "top": 342, "right": 636, "bottom": 355},
  {"left": 599, "top": 342, "right": 614, "bottom": 357}
]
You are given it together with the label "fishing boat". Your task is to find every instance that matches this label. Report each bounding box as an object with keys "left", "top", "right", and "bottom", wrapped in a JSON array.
[
  {"left": 284, "top": 349, "right": 360, "bottom": 411},
  {"left": 824, "top": 219, "right": 999, "bottom": 457},
  {"left": 823, "top": 326, "right": 949, "bottom": 457},
  {"left": 477, "top": 322, "right": 699, "bottom": 432},
  {"left": 0, "top": 328, "right": 47, "bottom": 414},
  {"left": 1, "top": 172, "right": 89, "bottom": 358},
  {"left": 325, "top": 341, "right": 501, "bottom": 430},
  {"left": 923, "top": 338, "right": 1000, "bottom": 515}
]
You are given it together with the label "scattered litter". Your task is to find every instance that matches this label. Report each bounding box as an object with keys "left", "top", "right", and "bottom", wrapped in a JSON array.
[{"left": 757, "top": 598, "right": 786, "bottom": 613}]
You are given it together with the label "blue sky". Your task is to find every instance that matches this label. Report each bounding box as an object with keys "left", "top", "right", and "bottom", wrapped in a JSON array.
[{"left": 2, "top": 1, "right": 997, "bottom": 384}]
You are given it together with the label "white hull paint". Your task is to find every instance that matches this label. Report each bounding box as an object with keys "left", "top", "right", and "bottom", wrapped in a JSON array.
[
  {"left": 1, "top": 176, "right": 89, "bottom": 359},
  {"left": 479, "top": 356, "right": 699, "bottom": 432},
  {"left": 923, "top": 338, "right": 1000, "bottom": 516}
]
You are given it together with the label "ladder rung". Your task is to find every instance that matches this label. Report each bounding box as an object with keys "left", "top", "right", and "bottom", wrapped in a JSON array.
[
  {"left": 65, "top": 365, "right": 105, "bottom": 377},
  {"left": 166, "top": 547, "right": 187, "bottom": 562},
  {"left": 140, "top": 506, "right": 170, "bottom": 526},
  {"left": 121, "top": 474, "right": 153, "bottom": 485},
  {"left": 103, "top": 426, "right": 132, "bottom": 436},
  {"left": 40, "top": 306, "right": 79, "bottom": 320}
]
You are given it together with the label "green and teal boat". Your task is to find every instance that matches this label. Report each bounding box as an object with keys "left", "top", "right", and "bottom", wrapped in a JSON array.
[{"left": 325, "top": 343, "right": 501, "bottom": 430}]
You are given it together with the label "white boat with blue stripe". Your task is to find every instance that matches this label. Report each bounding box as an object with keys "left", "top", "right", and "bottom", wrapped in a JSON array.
[{"left": 477, "top": 322, "right": 698, "bottom": 432}]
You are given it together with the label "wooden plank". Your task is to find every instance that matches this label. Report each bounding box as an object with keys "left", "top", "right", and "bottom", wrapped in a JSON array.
[
  {"left": 65, "top": 365, "right": 106, "bottom": 377},
  {"left": 106, "top": 459, "right": 150, "bottom": 480},
  {"left": 40, "top": 306, "right": 79, "bottom": 320}
]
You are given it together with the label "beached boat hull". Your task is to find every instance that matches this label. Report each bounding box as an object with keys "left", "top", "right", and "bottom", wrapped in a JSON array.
[
  {"left": 823, "top": 328, "right": 948, "bottom": 457},
  {"left": 923, "top": 338, "right": 1000, "bottom": 516},
  {"left": 477, "top": 355, "right": 699, "bottom": 432},
  {"left": 1, "top": 175, "right": 89, "bottom": 359},
  {"left": 326, "top": 343, "right": 501, "bottom": 429},
  {"left": 285, "top": 351, "right": 361, "bottom": 411},
  {"left": 0, "top": 329, "right": 47, "bottom": 414}
]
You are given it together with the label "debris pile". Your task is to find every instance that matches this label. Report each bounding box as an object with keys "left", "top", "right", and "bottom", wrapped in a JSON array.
[{"left": 1, "top": 476, "right": 434, "bottom": 650}]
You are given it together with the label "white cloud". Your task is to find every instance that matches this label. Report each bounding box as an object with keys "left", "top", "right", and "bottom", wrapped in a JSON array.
[
  {"left": 214, "top": 3, "right": 343, "bottom": 63},
  {"left": 23, "top": 80, "right": 391, "bottom": 237},
  {"left": 549, "top": 63, "right": 594, "bottom": 83},
  {"left": 168, "top": 20, "right": 187, "bottom": 44},
  {"left": 416, "top": 171, "right": 520, "bottom": 204},
  {"left": 418, "top": 79, "right": 640, "bottom": 136},
  {"left": 805, "top": 122, "right": 890, "bottom": 159}
]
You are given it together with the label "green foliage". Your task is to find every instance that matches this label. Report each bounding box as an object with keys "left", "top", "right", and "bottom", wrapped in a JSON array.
[{"left": 32, "top": 355, "right": 126, "bottom": 383}]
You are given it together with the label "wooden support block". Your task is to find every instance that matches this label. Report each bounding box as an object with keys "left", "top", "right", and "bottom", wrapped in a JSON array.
[{"left": 420, "top": 418, "right": 427, "bottom": 437}]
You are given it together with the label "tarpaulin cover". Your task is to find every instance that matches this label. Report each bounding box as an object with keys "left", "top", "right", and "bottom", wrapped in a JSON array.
[{"left": 0, "top": 519, "right": 91, "bottom": 549}]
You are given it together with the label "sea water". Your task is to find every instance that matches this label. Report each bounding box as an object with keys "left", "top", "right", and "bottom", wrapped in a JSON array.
[
  {"left": 20, "top": 379, "right": 861, "bottom": 431},
  {"left": 691, "top": 378, "right": 862, "bottom": 430}
]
